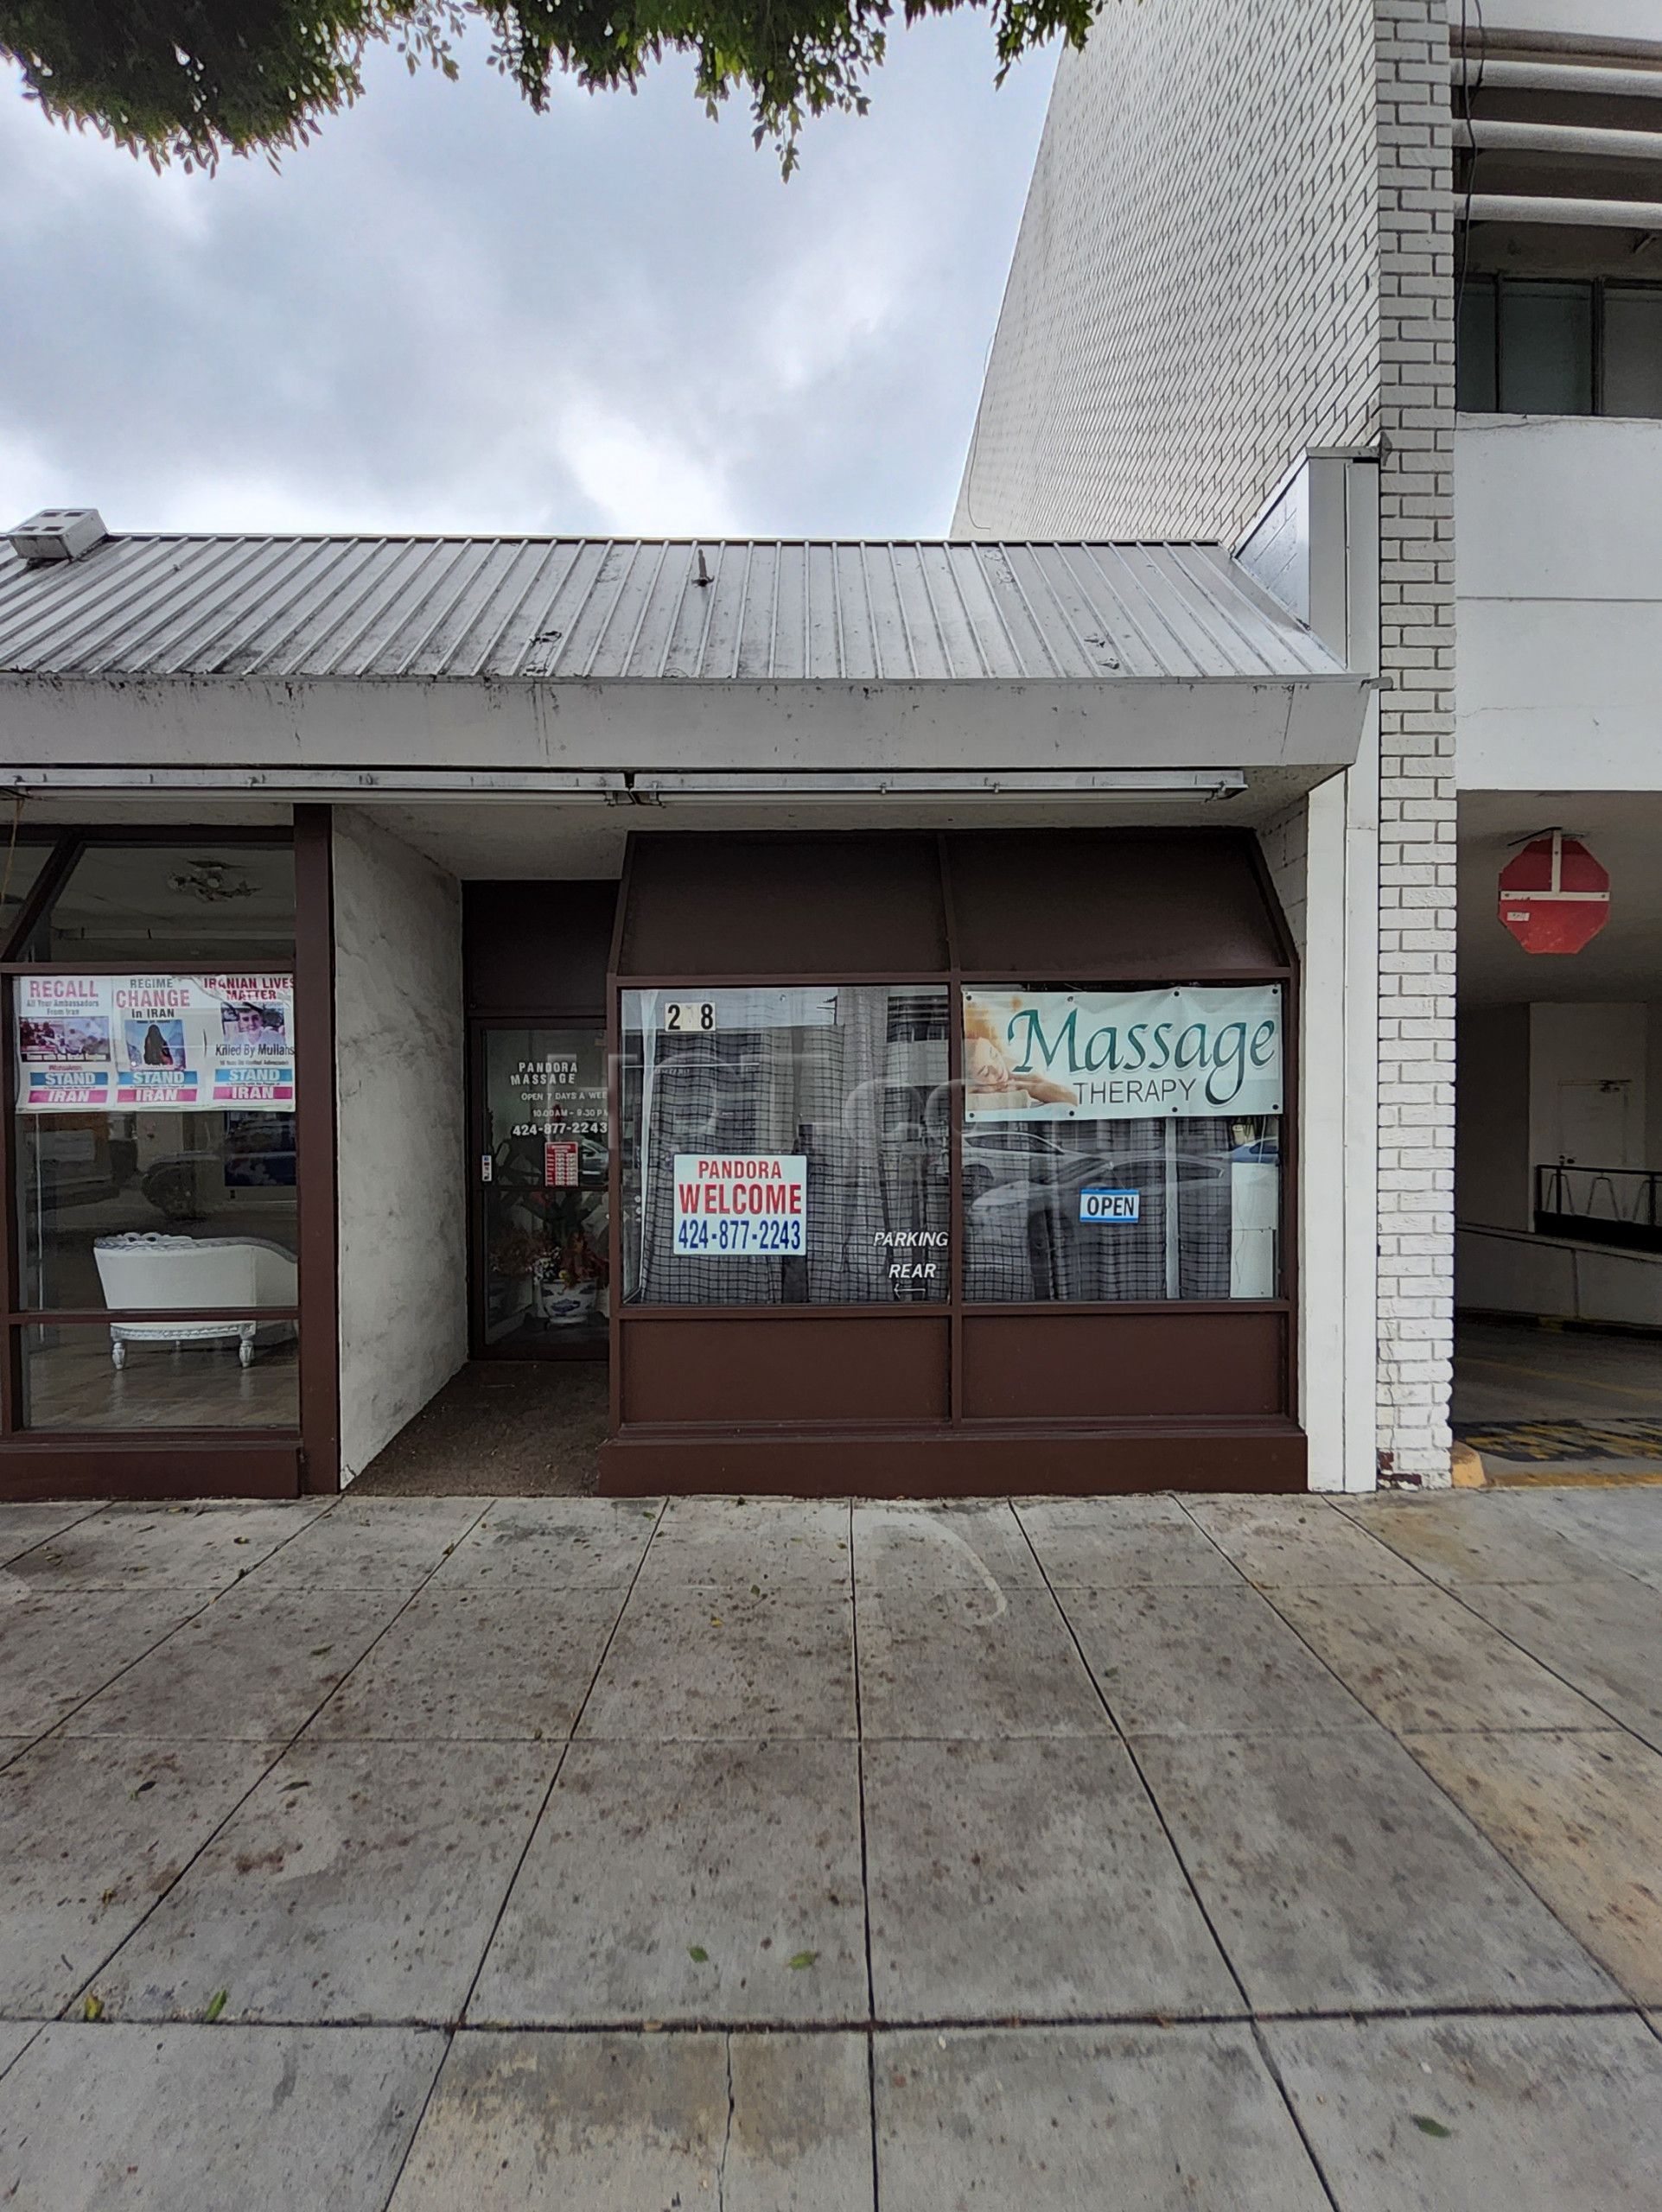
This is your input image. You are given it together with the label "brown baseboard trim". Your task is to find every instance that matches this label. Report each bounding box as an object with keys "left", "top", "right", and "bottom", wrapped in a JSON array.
[
  {"left": 0, "top": 1439, "right": 303, "bottom": 1503},
  {"left": 599, "top": 1424, "right": 1307, "bottom": 1498}
]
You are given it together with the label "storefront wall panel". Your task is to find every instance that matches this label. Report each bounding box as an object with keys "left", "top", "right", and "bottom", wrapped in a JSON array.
[
  {"left": 333, "top": 810, "right": 468, "bottom": 1483},
  {"left": 620, "top": 1314, "right": 952, "bottom": 1427},
  {"left": 960, "top": 1311, "right": 1286, "bottom": 1421}
]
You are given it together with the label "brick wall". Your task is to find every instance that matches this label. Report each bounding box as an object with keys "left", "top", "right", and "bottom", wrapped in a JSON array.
[
  {"left": 956, "top": 0, "right": 1457, "bottom": 1481},
  {"left": 1372, "top": 0, "right": 1455, "bottom": 1481}
]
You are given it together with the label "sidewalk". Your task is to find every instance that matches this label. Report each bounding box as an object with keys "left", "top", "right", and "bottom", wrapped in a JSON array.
[{"left": 2, "top": 1484, "right": 1660, "bottom": 2208}]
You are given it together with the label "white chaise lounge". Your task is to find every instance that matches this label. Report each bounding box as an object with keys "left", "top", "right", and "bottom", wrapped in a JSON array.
[{"left": 92, "top": 1232, "right": 298, "bottom": 1368}]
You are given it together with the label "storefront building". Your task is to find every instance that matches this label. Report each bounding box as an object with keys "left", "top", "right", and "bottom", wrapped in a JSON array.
[{"left": 0, "top": 524, "right": 1372, "bottom": 1501}]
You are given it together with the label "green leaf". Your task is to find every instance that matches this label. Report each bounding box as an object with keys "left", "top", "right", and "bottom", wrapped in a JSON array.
[
  {"left": 81, "top": 1993, "right": 104, "bottom": 2021},
  {"left": 203, "top": 1989, "right": 228, "bottom": 2023},
  {"left": 787, "top": 1950, "right": 818, "bottom": 1970},
  {"left": 0, "top": 1, "right": 1105, "bottom": 193},
  {"left": 688, "top": 1945, "right": 710, "bottom": 1963},
  {"left": 1410, "top": 2115, "right": 1452, "bottom": 2139}
]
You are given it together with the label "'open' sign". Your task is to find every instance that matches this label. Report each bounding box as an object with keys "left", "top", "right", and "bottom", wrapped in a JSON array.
[{"left": 1079, "top": 1188, "right": 1140, "bottom": 1224}]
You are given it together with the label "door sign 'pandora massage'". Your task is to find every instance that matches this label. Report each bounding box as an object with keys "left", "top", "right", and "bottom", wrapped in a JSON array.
[{"left": 963, "top": 986, "right": 1283, "bottom": 1121}]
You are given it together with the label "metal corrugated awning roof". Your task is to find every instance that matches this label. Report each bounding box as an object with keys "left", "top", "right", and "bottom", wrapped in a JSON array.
[{"left": 0, "top": 534, "right": 1346, "bottom": 686}]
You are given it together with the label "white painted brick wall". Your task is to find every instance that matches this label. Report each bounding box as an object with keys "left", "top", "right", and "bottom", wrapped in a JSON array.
[
  {"left": 956, "top": 0, "right": 1457, "bottom": 1483},
  {"left": 1373, "top": 0, "right": 1455, "bottom": 1483}
]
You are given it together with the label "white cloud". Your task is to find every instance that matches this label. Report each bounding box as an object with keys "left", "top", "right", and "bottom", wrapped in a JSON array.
[
  {"left": 0, "top": 25, "right": 1055, "bottom": 539},
  {"left": 0, "top": 421, "right": 61, "bottom": 524},
  {"left": 552, "top": 394, "right": 742, "bottom": 537}
]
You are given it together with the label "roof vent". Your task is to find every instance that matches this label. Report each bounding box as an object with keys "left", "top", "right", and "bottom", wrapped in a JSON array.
[{"left": 7, "top": 508, "right": 107, "bottom": 565}]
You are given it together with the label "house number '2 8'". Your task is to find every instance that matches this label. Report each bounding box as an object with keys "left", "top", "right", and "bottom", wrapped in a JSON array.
[{"left": 664, "top": 1001, "right": 716, "bottom": 1033}]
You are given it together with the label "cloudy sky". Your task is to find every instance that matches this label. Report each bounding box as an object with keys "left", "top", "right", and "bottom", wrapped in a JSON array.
[{"left": 0, "top": 22, "right": 1054, "bottom": 540}]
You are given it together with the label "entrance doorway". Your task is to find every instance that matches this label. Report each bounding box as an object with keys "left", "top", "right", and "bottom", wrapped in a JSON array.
[
  {"left": 461, "top": 877, "right": 620, "bottom": 1389},
  {"left": 472, "top": 1024, "right": 609, "bottom": 1359}
]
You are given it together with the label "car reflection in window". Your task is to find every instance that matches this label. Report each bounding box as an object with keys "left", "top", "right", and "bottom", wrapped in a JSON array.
[{"left": 962, "top": 1130, "right": 1224, "bottom": 1224}]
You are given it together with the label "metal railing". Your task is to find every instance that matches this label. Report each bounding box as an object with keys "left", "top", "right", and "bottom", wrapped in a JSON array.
[{"left": 1535, "top": 1164, "right": 1662, "bottom": 1250}]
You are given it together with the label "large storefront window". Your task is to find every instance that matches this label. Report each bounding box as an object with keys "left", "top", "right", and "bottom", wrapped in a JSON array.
[
  {"left": 962, "top": 985, "right": 1283, "bottom": 1302},
  {"left": 17, "top": 842, "right": 297, "bottom": 966},
  {"left": 620, "top": 986, "right": 951, "bottom": 1306},
  {"left": 615, "top": 977, "right": 1283, "bottom": 1310},
  {"left": 9, "top": 904, "right": 301, "bottom": 1430}
]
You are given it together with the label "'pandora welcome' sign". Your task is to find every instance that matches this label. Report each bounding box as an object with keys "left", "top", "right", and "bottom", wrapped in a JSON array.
[{"left": 964, "top": 986, "right": 1283, "bottom": 1121}]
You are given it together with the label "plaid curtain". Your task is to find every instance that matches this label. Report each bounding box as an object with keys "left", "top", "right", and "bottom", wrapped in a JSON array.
[{"left": 623, "top": 989, "right": 950, "bottom": 1306}]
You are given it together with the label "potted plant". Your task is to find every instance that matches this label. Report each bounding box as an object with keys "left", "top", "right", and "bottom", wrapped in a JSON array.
[{"left": 532, "top": 1220, "right": 608, "bottom": 1325}]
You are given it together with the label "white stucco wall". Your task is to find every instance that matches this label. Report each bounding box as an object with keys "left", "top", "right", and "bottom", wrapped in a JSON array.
[
  {"left": 1456, "top": 417, "right": 1662, "bottom": 792},
  {"left": 1527, "top": 1001, "right": 1650, "bottom": 1173},
  {"left": 333, "top": 809, "right": 467, "bottom": 1481}
]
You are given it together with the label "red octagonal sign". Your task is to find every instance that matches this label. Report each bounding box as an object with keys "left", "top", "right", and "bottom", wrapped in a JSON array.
[{"left": 1498, "top": 831, "right": 1610, "bottom": 956}]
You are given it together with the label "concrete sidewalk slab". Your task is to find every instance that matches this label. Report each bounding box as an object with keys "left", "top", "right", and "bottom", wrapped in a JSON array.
[
  {"left": 1057, "top": 1583, "right": 1372, "bottom": 1736},
  {"left": 60, "top": 1587, "right": 404, "bottom": 1741},
  {"left": 1, "top": 1485, "right": 1659, "bottom": 2205},
  {"left": 429, "top": 1497, "right": 659, "bottom": 1590},
  {"left": 471, "top": 1738, "right": 866, "bottom": 2025},
  {"left": 1, "top": 1501, "right": 330, "bottom": 1592},
  {"left": 1133, "top": 1726, "right": 1619, "bottom": 2011},
  {"left": 0, "top": 1503, "right": 102, "bottom": 1567},
  {"left": 850, "top": 1503, "right": 1043, "bottom": 1598},
  {"left": 1183, "top": 1495, "right": 1422, "bottom": 1584},
  {"left": 1015, "top": 1497, "right": 1242, "bottom": 1587},
  {"left": 0, "top": 1592, "right": 207, "bottom": 1735},
  {"left": 251, "top": 1498, "right": 486, "bottom": 1592},
  {"left": 1264, "top": 1581, "right": 1616, "bottom": 1735},
  {"left": 309, "top": 1585, "right": 624, "bottom": 1742},
  {"left": 1338, "top": 1494, "right": 1614, "bottom": 1586},
  {"left": 389, "top": 2028, "right": 875, "bottom": 2212},
  {"left": 864, "top": 1736, "right": 1239, "bottom": 2020},
  {"left": 636, "top": 1498, "right": 852, "bottom": 1592},
  {"left": 1266, "top": 2012, "right": 1662, "bottom": 2211},
  {"left": 578, "top": 1586, "right": 856, "bottom": 1740},
  {"left": 92, "top": 1740, "right": 554, "bottom": 2024},
  {"left": 874, "top": 2024, "right": 1330, "bottom": 2210},
  {"left": 0, "top": 1737, "right": 277, "bottom": 2016},
  {"left": 0, "top": 2021, "right": 444, "bottom": 2212},
  {"left": 1405, "top": 1727, "right": 1662, "bottom": 2004},
  {"left": 1505, "top": 1487, "right": 1662, "bottom": 1583},
  {"left": 856, "top": 1589, "right": 1109, "bottom": 1739},
  {"left": 1454, "top": 1576, "right": 1662, "bottom": 1752}
]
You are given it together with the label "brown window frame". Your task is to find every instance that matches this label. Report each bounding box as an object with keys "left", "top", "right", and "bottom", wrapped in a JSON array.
[{"left": 0, "top": 813, "right": 338, "bottom": 1500}]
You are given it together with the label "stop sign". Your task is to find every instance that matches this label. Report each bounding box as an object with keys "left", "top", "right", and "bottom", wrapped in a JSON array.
[{"left": 1498, "top": 831, "right": 1610, "bottom": 956}]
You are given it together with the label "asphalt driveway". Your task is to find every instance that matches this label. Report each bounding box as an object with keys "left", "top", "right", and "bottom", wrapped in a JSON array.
[{"left": 2, "top": 1484, "right": 1660, "bottom": 2208}]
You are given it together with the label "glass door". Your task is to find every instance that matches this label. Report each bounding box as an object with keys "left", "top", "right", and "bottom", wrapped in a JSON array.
[{"left": 475, "top": 1026, "right": 609, "bottom": 1358}]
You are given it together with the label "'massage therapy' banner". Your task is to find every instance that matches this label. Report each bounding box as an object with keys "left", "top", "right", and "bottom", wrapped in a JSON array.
[{"left": 964, "top": 986, "right": 1283, "bottom": 1121}]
